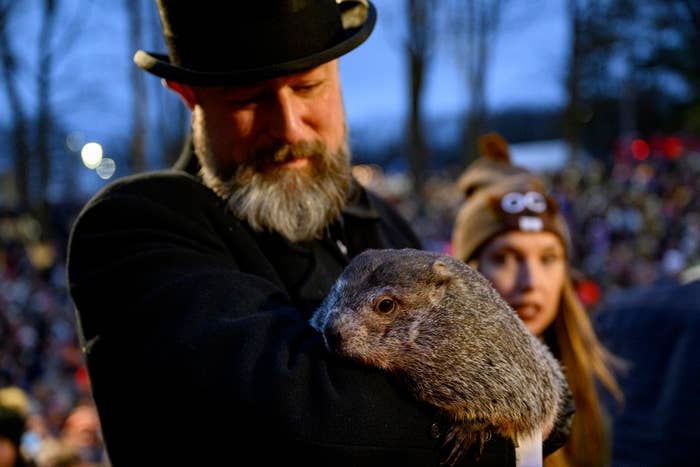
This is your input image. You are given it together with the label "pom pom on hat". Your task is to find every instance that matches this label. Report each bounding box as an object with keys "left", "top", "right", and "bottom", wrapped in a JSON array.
[
  {"left": 478, "top": 132, "right": 511, "bottom": 164},
  {"left": 457, "top": 132, "right": 534, "bottom": 199}
]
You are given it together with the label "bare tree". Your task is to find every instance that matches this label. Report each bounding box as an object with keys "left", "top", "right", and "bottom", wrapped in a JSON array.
[
  {"left": 447, "top": 0, "right": 504, "bottom": 163},
  {"left": 35, "top": 0, "right": 59, "bottom": 233},
  {"left": 563, "top": 0, "right": 589, "bottom": 167},
  {"left": 126, "top": 0, "right": 147, "bottom": 173},
  {"left": 0, "top": 1, "right": 31, "bottom": 209},
  {"left": 0, "top": 0, "right": 95, "bottom": 237},
  {"left": 563, "top": 0, "right": 630, "bottom": 164},
  {"left": 405, "top": 0, "right": 438, "bottom": 208}
]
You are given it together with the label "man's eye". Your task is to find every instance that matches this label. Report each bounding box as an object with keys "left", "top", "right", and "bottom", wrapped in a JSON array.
[
  {"left": 296, "top": 82, "right": 321, "bottom": 93},
  {"left": 226, "top": 97, "right": 258, "bottom": 107}
]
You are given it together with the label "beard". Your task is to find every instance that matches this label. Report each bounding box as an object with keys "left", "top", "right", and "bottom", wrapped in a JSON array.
[{"left": 193, "top": 119, "right": 352, "bottom": 243}]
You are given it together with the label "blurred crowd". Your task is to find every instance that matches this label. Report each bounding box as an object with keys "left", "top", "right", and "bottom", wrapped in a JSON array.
[
  {"left": 376, "top": 143, "right": 700, "bottom": 310},
  {"left": 0, "top": 207, "right": 109, "bottom": 465},
  {"left": 1, "top": 143, "right": 699, "bottom": 465},
  {"left": 552, "top": 152, "right": 700, "bottom": 303}
]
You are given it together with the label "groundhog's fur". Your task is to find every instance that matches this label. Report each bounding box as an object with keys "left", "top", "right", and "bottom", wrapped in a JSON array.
[{"left": 310, "top": 248, "right": 566, "bottom": 465}]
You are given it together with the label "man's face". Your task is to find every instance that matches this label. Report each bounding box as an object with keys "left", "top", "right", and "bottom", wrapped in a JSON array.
[{"left": 186, "top": 60, "right": 352, "bottom": 242}]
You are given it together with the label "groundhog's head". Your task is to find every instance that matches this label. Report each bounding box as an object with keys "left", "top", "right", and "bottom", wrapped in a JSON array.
[{"left": 309, "top": 248, "right": 506, "bottom": 373}]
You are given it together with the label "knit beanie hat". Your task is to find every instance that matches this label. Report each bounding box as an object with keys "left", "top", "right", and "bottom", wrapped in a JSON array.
[{"left": 451, "top": 133, "right": 572, "bottom": 262}]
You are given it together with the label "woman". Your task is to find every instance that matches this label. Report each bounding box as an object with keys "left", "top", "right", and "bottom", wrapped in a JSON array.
[{"left": 451, "top": 133, "right": 623, "bottom": 467}]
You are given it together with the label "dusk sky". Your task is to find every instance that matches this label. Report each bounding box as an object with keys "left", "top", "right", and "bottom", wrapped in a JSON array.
[
  {"left": 0, "top": 0, "right": 571, "bottom": 192},
  {"left": 1, "top": 0, "right": 569, "bottom": 136},
  {"left": 340, "top": 0, "right": 569, "bottom": 125}
]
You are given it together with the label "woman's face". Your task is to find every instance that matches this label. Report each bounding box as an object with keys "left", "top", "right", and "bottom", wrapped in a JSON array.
[{"left": 476, "top": 231, "right": 566, "bottom": 336}]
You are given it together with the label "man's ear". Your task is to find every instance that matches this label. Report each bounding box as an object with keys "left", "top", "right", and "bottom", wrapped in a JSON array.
[{"left": 164, "top": 79, "right": 197, "bottom": 110}]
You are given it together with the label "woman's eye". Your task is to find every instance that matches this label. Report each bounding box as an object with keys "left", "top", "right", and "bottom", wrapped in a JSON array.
[
  {"left": 489, "top": 252, "right": 511, "bottom": 265},
  {"left": 492, "top": 254, "right": 506, "bottom": 264},
  {"left": 542, "top": 254, "right": 561, "bottom": 265},
  {"left": 375, "top": 298, "right": 396, "bottom": 314}
]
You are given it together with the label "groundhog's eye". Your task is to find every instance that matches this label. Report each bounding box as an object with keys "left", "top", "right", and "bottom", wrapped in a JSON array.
[{"left": 375, "top": 297, "right": 396, "bottom": 314}]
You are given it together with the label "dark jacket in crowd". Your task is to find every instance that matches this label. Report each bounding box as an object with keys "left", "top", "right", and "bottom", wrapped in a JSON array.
[
  {"left": 595, "top": 273, "right": 700, "bottom": 467},
  {"left": 67, "top": 145, "right": 570, "bottom": 466}
]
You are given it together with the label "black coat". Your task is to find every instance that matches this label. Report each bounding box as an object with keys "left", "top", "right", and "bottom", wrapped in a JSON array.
[
  {"left": 67, "top": 149, "right": 569, "bottom": 466},
  {"left": 594, "top": 274, "right": 700, "bottom": 467}
]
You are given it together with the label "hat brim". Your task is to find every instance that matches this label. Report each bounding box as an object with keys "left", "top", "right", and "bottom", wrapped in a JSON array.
[{"left": 134, "top": 3, "right": 376, "bottom": 86}]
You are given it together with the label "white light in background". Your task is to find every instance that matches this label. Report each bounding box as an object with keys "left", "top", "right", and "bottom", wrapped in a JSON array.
[
  {"left": 81, "top": 142, "right": 103, "bottom": 169},
  {"left": 96, "top": 158, "right": 116, "bottom": 179},
  {"left": 66, "top": 132, "right": 85, "bottom": 152}
]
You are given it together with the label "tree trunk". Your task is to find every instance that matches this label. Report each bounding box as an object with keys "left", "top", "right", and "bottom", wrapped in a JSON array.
[
  {"left": 36, "top": 0, "right": 57, "bottom": 237},
  {"left": 127, "top": 0, "right": 148, "bottom": 173},
  {"left": 564, "top": 0, "right": 583, "bottom": 167},
  {"left": 406, "top": 0, "right": 433, "bottom": 209},
  {"left": 453, "top": 0, "right": 501, "bottom": 164},
  {"left": 0, "top": 4, "right": 31, "bottom": 209}
]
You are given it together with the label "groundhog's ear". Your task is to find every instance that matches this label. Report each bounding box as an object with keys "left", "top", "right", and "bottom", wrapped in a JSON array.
[
  {"left": 432, "top": 260, "right": 454, "bottom": 282},
  {"left": 430, "top": 260, "right": 454, "bottom": 302},
  {"left": 431, "top": 260, "right": 455, "bottom": 283}
]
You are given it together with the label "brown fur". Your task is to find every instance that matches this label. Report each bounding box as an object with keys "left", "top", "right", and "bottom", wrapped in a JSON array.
[{"left": 310, "top": 248, "right": 566, "bottom": 465}]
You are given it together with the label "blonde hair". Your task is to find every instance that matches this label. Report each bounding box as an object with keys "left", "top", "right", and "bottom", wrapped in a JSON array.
[{"left": 543, "top": 276, "right": 624, "bottom": 467}]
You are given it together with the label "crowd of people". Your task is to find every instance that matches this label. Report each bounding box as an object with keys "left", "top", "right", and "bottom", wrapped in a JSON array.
[
  {"left": 384, "top": 141, "right": 700, "bottom": 309},
  {"left": 0, "top": 208, "right": 109, "bottom": 465},
  {"left": 1, "top": 142, "right": 697, "bottom": 465}
]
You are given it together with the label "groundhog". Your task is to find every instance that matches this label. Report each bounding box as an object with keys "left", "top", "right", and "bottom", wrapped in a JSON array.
[{"left": 310, "top": 248, "right": 566, "bottom": 466}]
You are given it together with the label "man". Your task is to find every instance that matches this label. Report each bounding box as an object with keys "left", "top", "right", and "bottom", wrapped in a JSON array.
[
  {"left": 66, "top": 1, "right": 571, "bottom": 465},
  {"left": 594, "top": 264, "right": 700, "bottom": 466}
]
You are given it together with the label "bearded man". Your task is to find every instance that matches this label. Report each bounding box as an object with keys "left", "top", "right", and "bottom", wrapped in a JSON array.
[{"left": 66, "top": 1, "right": 573, "bottom": 465}]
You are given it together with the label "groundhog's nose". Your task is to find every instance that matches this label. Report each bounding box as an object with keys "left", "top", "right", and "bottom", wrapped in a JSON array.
[{"left": 323, "top": 327, "right": 343, "bottom": 353}]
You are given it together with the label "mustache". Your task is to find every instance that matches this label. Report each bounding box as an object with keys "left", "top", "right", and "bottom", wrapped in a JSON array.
[{"left": 249, "top": 140, "right": 327, "bottom": 169}]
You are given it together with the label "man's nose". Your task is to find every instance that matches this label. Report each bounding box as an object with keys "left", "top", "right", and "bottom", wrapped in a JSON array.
[{"left": 267, "top": 88, "right": 307, "bottom": 144}]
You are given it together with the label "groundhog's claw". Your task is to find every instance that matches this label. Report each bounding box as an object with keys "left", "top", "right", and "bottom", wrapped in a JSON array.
[{"left": 441, "top": 426, "right": 490, "bottom": 466}]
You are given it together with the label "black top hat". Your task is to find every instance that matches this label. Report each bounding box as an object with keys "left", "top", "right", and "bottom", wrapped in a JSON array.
[{"left": 134, "top": 0, "right": 377, "bottom": 86}]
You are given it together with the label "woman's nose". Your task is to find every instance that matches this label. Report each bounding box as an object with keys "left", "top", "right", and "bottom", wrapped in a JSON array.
[{"left": 517, "top": 260, "right": 540, "bottom": 290}]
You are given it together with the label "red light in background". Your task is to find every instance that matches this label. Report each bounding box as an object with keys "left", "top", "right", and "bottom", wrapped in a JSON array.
[
  {"left": 662, "top": 136, "right": 683, "bottom": 159},
  {"left": 576, "top": 278, "right": 601, "bottom": 307},
  {"left": 631, "top": 139, "right": 650, "bottom": 160}
]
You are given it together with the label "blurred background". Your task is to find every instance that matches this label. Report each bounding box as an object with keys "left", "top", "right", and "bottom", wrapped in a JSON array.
[{"left": 0, "top": 0, "right": 698, "bottom": 464}]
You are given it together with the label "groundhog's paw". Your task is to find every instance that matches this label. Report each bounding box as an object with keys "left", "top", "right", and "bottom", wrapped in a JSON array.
[{"left": 440, "top": 424, "right": 490, "bottom": 466}]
